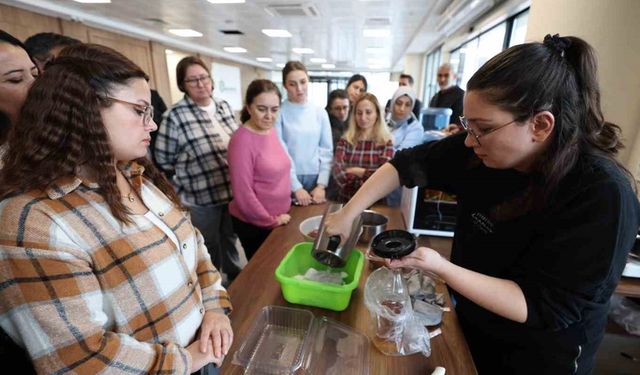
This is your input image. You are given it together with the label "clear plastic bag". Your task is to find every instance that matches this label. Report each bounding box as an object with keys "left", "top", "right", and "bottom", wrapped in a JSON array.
[
  {"left": 609, "top": 295, "right": 640, "bottom": 336},
  {"left": 364, "top": 266, "right": 431, "bottom": 356}
]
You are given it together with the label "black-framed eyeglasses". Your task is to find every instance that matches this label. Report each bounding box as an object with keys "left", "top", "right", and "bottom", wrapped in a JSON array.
[
  {"left": 108, "top": 97, "right": 154, "bottom": 126},
  {"left": 184, "top": 75, "right": 212, "bottom": 87},
  {"left": 459, "top": 116, "right": 519, "bottom": 146}
]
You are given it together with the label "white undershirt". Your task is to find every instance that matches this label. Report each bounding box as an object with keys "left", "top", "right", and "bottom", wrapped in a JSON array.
[
  {"left": 144, "top": 211, "right": 179, "bottom": 248},
  {"left": 199, "top": 101, "right": 231, "bottom": 146}
]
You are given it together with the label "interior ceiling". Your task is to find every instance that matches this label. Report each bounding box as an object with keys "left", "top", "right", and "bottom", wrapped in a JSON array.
[{"left": 5, "top": 0, "right": 502, "bottom": 72}]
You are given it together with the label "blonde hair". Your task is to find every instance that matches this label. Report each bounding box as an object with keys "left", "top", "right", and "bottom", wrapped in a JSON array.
[{"left": 343, "top": 93, "right": 391, "bottom": 146}]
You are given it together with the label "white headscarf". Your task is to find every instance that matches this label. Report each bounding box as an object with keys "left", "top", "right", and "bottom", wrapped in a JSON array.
[{"left": 389, "top": 86, "right": 417, "bottom": 124}]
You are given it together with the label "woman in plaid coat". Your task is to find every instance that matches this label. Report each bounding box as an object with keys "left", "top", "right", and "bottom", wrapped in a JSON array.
[{"left": 0, "top": 44, "right": 232, "bottom": 374}]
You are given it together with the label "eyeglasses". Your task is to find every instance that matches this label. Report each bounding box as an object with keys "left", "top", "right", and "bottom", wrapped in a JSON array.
[
  {"left": 184, "top": 75, "right": 212, "bottom": 87},
  {"left": 459, "top": 116, "right": 519, "bottom": 146},
  {"left": 108, "top": 97, "right": 154, "bottom": 126}
]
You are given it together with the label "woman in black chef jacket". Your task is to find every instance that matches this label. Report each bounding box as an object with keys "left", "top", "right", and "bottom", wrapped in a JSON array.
[{"left": 324, "top": 34, "right": 640, "bottom": 374}]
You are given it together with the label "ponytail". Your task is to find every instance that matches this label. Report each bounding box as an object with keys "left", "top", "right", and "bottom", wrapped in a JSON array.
[{"left": 563, "top": 36, "right": 622, "bottom": 156}]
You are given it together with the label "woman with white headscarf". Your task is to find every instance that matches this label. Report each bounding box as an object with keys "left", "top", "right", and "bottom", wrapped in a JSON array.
[
  {"left": 385, "top": 86, "right": 424, "bottom": 206},
  {"left": 387, "top": 86, "right": 423, "bottom": 152}
]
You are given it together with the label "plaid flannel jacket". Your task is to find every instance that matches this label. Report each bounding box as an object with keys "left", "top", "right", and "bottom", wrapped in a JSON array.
[
  {"left": 332, "top": 138, "right": 395, "bottom": 202},
  {"left": 0, "top": 162, "right": 232, "bottom": 374},
  {"left": 154, "top": 95, "right": 239, "bottom": 206}
]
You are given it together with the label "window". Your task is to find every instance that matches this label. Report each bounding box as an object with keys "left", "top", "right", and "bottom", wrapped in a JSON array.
[
  {"left": 444, "top": 8, "right": 529, "bottom": 90},
  {"left": 423, "top": 47, "right": 442, "bottom": 103},
  {"left": 508, "top": 11, "right": 529, "bottom": 47}
]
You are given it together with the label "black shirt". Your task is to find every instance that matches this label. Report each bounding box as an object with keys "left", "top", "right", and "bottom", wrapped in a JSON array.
[
  {"left": 149, "top": 89, "right": 168, "bottom": 166},
  {"left": 390, "top": 133, "right": 640, "bottom": 374},
  {"left": 429, "top": 85, "right": 465, "bottom": 125},
  {"left": 328, "top": 113, "right": 347, "bottom": 150}
]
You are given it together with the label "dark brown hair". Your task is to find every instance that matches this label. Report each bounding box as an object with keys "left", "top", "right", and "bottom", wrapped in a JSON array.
[
  {"left": 0, "top": 44, "right": 182, "bottom": 223},
  {"left": 24, "top": 32, "right": 81, "bottom": 62},
  {"left": 326, "top": 89, "right": 349, "bottom": 111},
  {"left": 347, "top": 74, "right": 368, "bottom": 92},
  {"left": 399, "top": 73, "right": 414, "bottom": 85},
  {"left": 282, "top": 60, "right": 307, "bottom": 84},
  {"left": 240, "top": 79, "right": 281, "bottom": 123},
  {"left": 467, "top": 34, "right": 631, "bottom": 202},
  {"left": 176, "top": 56, "right": 210, "bottom": 92}
]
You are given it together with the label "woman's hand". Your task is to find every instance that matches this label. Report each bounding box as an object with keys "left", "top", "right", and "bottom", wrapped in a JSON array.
[
  {"left": 198, "top": 311, "right": 233, "bottom": 359},
  {"left": 294, "top": 188, "right": 312, "bottom": 206},
  {"left": 310, "top": 185, "right": 326, "bottom": 204},
  {"left": 345, "top": 167, "right": 366, "bottom": 178},
  {"left": 186, "top": 339, "right": 222, "bottom": 372},
  {"left": 385, "top": 246, "right": 445, "bottom": 274},
  {"left": 276, "top": 213, "right": 291, "bottom": 226},
  {"left": 323, "top": 209, "right": 357, "bottom": 243}
]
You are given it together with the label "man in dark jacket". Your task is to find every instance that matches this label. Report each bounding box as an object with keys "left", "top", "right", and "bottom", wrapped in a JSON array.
[{"left": 429, "top": 63, "right": 465, "bottom": 130}]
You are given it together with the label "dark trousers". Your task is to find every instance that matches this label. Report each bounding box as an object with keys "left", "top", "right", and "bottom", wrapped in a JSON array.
[
  {"left": 231, "top": 215, "right": 272, "bottom": 261},
  {"left": 192, "top": 362, "right": 219, "bottom": 375},
  {"left": 189, "top": 203, "right": 243, "bottom": 284}
]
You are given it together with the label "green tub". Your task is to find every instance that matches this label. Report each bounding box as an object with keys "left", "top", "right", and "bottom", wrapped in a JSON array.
[{"left": 275, "top": 242, "right": 364, "bottom": 311}]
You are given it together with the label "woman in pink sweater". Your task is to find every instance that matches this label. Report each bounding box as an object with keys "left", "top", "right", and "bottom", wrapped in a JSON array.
[{"left": 228, "top": 80, "right": 292, "bottom": 259}]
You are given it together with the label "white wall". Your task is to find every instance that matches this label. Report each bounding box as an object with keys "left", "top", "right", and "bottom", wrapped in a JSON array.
[
  {"left": 402, "top": 53, "right": 426, "bottom": 101},
  {"left": 526, "top": 0, "right": 640, "bottom": 176}
]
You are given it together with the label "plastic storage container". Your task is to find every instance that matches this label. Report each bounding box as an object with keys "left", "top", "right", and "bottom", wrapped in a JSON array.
[
  {"left": 275, "top": 242, "right": 364, "bottom": 311},
  {"left": 420, "top": 107, "right": 452, "bottom": 131},
  {"left": 233, "top": 305, "right": 369, "bottom": 374}
]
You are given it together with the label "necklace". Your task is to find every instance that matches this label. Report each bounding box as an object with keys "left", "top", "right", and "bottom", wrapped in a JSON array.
[{"left": 122, "top": 192, "right": 135, "bottom": 203}]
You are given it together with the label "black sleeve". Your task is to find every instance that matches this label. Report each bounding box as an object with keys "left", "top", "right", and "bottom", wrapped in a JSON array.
[
  {"left": 151, "top": 89, "right": 168, "bottom": 121},
  {"left": 428, "top": 93, "right": 438, "bottom": 108},
  {"left": 450, "top": 89, "right": 464, "bottom": 125},
  {"left": 514, "top": 177, "right": 640, "bottom": 330},
  {"left": 389, "top": 132, "right": 472, "bottom": 194},
  {"left": 412, "top": 98, "right": 423, "bottom": 119}
]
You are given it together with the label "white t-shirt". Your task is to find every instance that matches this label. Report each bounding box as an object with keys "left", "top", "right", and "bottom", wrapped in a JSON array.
[
  {"left": 200, "top": 101, "right": 231, "bottom": 146},
  {"left": 144, "top": 211, "right": 179, "bottom": 248}
]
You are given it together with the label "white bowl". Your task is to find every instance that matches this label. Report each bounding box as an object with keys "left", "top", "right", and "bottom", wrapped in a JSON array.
[{"left": 299, "top": 215, "right": 323, "bottom": 242}]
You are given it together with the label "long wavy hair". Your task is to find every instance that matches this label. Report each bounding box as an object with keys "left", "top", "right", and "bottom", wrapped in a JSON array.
[
  {"left": 467, "top": 35, "right": 632, "bottom": 204},
  {"left": 0, "top": 43, "right": 183, "bottom": 224},
  {"left": 343, "top": 93, "right": 391, "bottom": 146}
]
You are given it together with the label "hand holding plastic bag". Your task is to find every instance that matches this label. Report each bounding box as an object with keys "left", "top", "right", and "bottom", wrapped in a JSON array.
[{"left": 364, "top": 266, "right": 431, "bottom": 356}]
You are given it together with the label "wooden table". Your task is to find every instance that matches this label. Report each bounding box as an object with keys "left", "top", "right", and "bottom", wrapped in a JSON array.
[
  {"left": 220, "top": 204, "right": 477, "bottom": 375},
  {"left": 616, "top": 277, "right": 640, "bottom": 298}
]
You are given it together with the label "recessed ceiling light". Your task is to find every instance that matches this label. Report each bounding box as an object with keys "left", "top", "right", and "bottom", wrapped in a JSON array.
[
  {"left": 292, "top": 47, "right": 314, "bottom": 54},
  {"left": 321, "top": 63, "right": 336, "bottom": 69},
  {"left": 366, "top": 47, "right": 384, "bottom": 53},
  {"left": 73, "top": 0, "right": 111, "bottom": 3},
  {"left": 367, "top": 58, "right": 386, "bottom": 65},
  {"left": 257, "top": 57, "right": 273, "bottom": 62},
  {"left": 262, "top": 29, "right": 293, "bottom": 38},
  {"left": 224, "top": 46, "right": 247, "bottom": 53},
  {"left": 276, "top": 63, "right": 286, "bottom": 68},
  {"left": 165, "top": 49, "right": 174, "bottom": 55},
  {"left": 207, "top": 0, "right": 245, "bottom": 3},
  {"left": 169, "top": 29, "right": 203, "bottom": 37},
  {"left": 363, "top": 29, "right": 390, "bottom": 38},
  {"left": 309, "top": 58, "right": 327, "bottom": 63},
  {"left": 368, "top": 64, "right": 384, "bottom": 70}
]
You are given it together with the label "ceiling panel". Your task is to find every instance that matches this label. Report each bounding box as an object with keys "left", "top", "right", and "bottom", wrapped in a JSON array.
[{"left": 4, "top": 0, "right": 502, "bottom": 72}]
